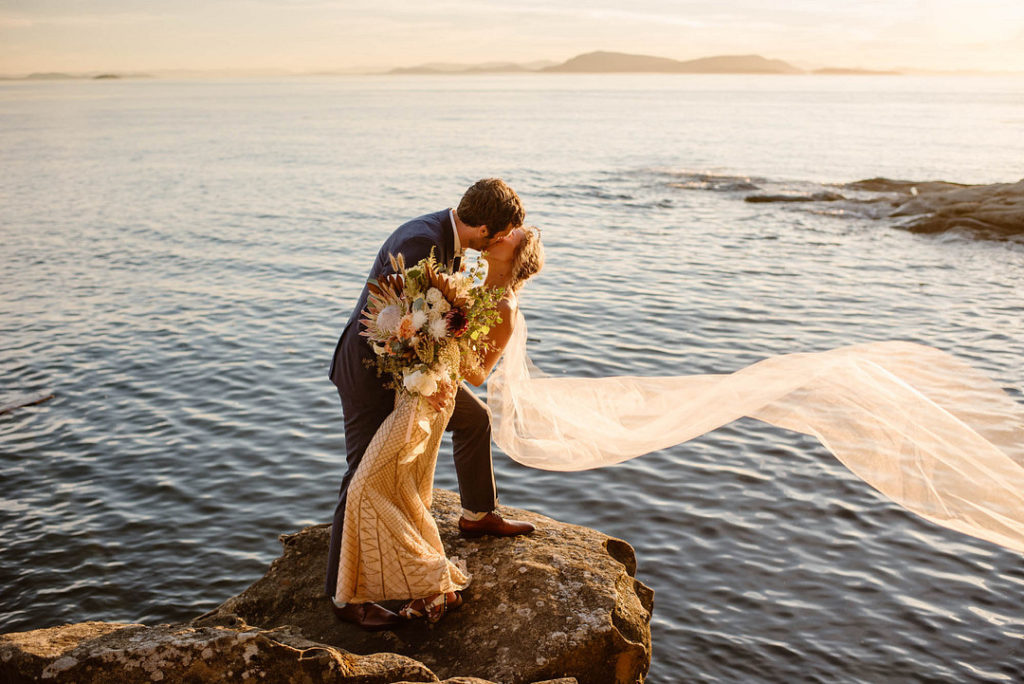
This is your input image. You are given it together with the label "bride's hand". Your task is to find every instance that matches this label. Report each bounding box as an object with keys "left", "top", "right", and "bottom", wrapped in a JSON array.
[{"left": 426, "top": 379, "right": 456, "bottom": 412}]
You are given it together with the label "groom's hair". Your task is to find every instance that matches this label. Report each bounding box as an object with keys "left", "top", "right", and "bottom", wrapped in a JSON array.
[{"left": 457, "top": 178, "right": 525, "bottom": 237}]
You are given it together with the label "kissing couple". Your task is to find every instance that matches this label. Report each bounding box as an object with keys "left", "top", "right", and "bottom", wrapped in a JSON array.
[
  {"left": 325, "top": 178, "right": 543, "bottom": 629},
  {"left": 322, "top": 176, "right": 1024, "bottom": 632}
]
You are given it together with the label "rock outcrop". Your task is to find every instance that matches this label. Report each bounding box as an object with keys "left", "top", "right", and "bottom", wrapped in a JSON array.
[
  {"left": 0, "top": 620, "right": 435, "bottom": 683},
  {"left": 196, "top": 489, "right": 653, "bottom": 684},
  {"left": 881, "top": 179, "right": 1024, "bottom": 236},
  {"left": 744, "top": 191, "right": 846, "bottom": 203},
  {"left": 740, "top": 177, "right": 1024, "bottom": 238},
  {"left": 0, "top": 490, "right": 652, "bottom": 684}
]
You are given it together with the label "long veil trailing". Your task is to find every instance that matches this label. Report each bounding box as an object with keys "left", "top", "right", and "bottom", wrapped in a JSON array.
[{"left": 488, "top": 312, "right": 1024, "bottom": 555}]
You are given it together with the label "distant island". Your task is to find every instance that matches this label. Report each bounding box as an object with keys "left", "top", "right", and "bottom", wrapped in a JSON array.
[
  {"left": 544, "top": 51, "right": 802, "bottom": 74},
  {"left": 389, "top": 60, "right": 555, "bottom": 75},
  {"left": 16, "top": 52, "right": 1024, "bottom": 80},
  {"left": 23, "top": 72, "right": 79, "bottom": 80},
  {"left": 812, "top": 67, "right": 901, "bottom": 76},
  {"left": 0, "top": 71, "right": 151, "bottom": 81},
  {"left": 388, "top": 51, "right": 899, "bottom": 76}
]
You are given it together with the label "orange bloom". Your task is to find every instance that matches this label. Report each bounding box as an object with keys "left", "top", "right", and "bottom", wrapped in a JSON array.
[{"left": 397, "top": 314, "right": 416, "bottom": 340}]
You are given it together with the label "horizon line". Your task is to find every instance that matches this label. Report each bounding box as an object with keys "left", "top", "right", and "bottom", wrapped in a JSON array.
[
  {"left": 5, "top": 50, "right": 1024, "bottom": 80},
  {"left": 5, "top": 68, "right": 1024, "bottom": 80}
]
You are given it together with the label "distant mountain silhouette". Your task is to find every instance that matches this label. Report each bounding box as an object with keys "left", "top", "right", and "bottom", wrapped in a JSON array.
[
  {"left": 386, "top": 53, "right": 804, "bottom": 75},
  {"left": 544, "top": 51, "right": 803, "bottom": 74},
  {"left": 390, "top": 62, "right": 532, "bottom": 75},
  {"left": 812, "top": 67, "right": 901, "bottom": 75},
  {"left": 25, "top": 72, "right": 81, "bottom": 80},
  {"left": 389, "top": 60, "right": 556, "bottom": 75},
  {"left": 378, "top": 52, "right": 928, "bottom": 77},
  {"left": 0, "top": 71, "right": 153, "bottom": 81}
]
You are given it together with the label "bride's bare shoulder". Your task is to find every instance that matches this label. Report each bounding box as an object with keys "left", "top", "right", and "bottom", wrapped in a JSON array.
[
  {"left": 496, "top": 295, "right": 518, "bottom": 327},
  {"left": 463, "top": 294, "right": 518, "bottom": 387}
]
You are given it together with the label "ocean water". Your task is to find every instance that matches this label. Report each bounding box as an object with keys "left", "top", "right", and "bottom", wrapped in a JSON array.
[{"left": 1, "top": 74, "right": 1023, "bottom": 682}]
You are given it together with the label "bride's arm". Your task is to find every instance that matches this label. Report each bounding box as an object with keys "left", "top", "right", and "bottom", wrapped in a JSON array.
[{"left": 463, "top": 298, "right": 515, "bottom": 387}]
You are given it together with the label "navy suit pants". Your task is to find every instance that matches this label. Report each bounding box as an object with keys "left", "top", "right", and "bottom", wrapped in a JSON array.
[{"left": 323, "top": 383, "right": 498, "bottom": 598}]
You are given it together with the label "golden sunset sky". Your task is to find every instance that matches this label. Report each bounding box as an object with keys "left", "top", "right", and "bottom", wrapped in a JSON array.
[{"left": 2, "top": 0, "right": 1023, "bottom": 75}]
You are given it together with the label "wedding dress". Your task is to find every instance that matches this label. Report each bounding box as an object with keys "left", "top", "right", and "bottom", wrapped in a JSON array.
[
  {"left": 335, "top": 392, "right": 470, "bottom": 604},
  {"left": 488, "top": 312, "right": 1024, "bottom": 555}
]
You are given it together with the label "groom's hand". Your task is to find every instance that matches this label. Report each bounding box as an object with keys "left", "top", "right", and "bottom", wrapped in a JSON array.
[{"left": 426, "top": 379, "right": 456, "bottom": 412}]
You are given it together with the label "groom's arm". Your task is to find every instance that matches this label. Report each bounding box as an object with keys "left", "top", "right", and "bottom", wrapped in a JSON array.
[{"left": 379, "top": 237, "right": 439, "bottom": 277}]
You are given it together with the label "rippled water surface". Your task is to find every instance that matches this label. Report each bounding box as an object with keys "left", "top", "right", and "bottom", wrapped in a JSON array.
[{"left": 2, "top": 74, "right": 1024, "bottom": 682}]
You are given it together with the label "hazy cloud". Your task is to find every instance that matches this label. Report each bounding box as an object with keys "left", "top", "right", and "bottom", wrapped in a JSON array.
[{"left": 1, "top": 0, "right": 1022, "bottom": 74}]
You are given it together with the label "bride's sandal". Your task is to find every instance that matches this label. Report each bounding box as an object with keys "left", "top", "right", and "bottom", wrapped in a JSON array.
[
  {"left": 399, "top": 592, "right": 463, "bottom": 622},
  {"left": 426, "top": 591, "right": 463, "bottom": 624},
  {"left": 398, "top": 597, "right": 429, "bottom": 620}
]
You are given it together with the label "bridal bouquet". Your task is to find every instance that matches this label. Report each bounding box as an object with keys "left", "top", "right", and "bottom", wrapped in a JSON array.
[{"left": 360, "top": 253, "right": 503, "bottom": 397}]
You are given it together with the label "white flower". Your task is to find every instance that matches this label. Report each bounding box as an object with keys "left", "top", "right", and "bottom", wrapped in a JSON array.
[
  {"left": 403, "top": 368, "right": 438, "bottom": 396},
  {"left": 433, "top": 298, "right": 451, "bottom": 315},
  {"left": 433, "top": 365, "right": 450, "bottom": 382},
  {"left": 427, "top": 317, "right": 448, "bottom": 340},
  {"left": 411, "top": 309, "right": 428, "bottom": 331},
  {"left": 426, "top": 288, "right": 443, "bottom": 305},
  {"left": 376, "top": 304, "right": 402, "bottom": 333}
]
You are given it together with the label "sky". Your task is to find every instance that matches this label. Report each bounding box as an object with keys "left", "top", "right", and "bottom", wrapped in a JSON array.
[{"left": 2, "top": 0, "right": 1024, "bottom": 75}]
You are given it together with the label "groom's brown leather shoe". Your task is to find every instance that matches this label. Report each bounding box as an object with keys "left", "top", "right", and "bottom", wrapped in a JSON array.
[
  {"left": 332, "top": 601, "right": 403, "bottom": 631},
  {"left": 458, "top": 512, "right": 535, "bottom": 538}
]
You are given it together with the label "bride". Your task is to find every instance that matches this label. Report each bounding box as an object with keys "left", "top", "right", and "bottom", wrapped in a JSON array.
[{"left": 334, "top": 226, "right": 544, "bottom": 624}]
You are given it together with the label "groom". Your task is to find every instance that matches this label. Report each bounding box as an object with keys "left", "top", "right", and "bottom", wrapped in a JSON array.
[{"left": 326, "top": 178, "right": 536, "bottom": 630}]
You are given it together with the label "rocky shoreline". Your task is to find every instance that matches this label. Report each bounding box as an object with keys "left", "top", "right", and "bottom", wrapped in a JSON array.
[
  {"left": 744, "top": 177, "right": 1024, "bottom": 238},
  {"left": 667, "top": 172, "right": 1024, "bottom": 239},
  {"left": 0, "top": 490, "right": 653, "bottom": 683}
]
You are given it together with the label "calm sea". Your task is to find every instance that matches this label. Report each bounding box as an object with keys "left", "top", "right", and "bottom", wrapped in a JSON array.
[{"left": 2, "top": 74, "right": 1023, "bottom": 682}]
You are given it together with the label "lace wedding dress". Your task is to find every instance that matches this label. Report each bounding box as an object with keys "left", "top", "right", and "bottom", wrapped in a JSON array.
[
  {"left": 489, "top": 312, "right": 1024, "bottom": 555},
  {"left": 335, "top": 392, "right": 470, "bottom": 604}
]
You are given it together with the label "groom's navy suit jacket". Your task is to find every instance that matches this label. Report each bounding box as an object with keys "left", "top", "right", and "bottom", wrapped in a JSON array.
[
  {"left": 328, "top": 209, "right": 457, "bottom": 397},
  {"left": 324, "top": 209, "right": 496, "bottom": 598}
]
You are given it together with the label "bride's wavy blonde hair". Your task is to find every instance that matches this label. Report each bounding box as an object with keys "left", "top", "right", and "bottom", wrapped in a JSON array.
[{"left": 508, "top": 226, "right": 544, "bottom": 292}]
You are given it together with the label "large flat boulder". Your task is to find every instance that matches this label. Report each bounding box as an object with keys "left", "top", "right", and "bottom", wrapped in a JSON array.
[
  {"left": 0, "top": 620, "right": 435, "bottom": 683},
  {"left": 0, "top": 490, "right": 647, "bottom": 683},
  {"left": 195, "top": 489, "right": 653, "bottom": 684}
]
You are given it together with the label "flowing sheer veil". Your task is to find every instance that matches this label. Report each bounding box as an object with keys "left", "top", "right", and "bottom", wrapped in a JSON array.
[{"left": 488, "top": 311, "right": 1024, "bottom": 555}]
